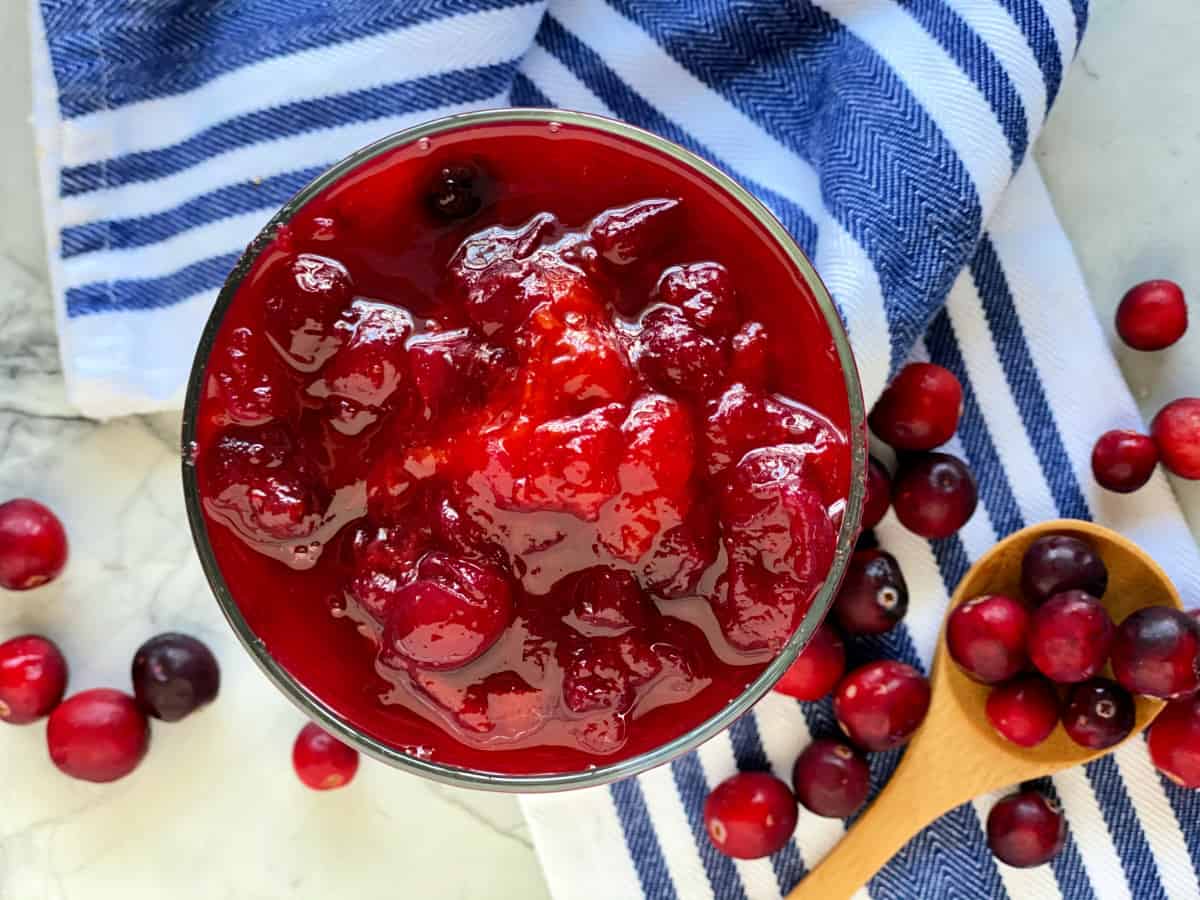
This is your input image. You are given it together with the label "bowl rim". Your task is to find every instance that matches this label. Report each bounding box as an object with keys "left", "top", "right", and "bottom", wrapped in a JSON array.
[{"left": 181, "top": 107, "right": 867, "bottom": 793}]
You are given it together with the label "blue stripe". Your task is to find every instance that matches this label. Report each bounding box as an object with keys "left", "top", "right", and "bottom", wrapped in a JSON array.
[
  {"left": 1157, "top": 765, "right": 1200, "bottom": 875},
  {"left": 509, "top": 70, "right": 553, "bottom": 107},
  {"left": 1070, "top": 0, "right": 1089, "bottom": 48},
  {"left": 997, "top": 0, "right": 1064, "bottom": 106},
  {"left": 1030, "top": 778, "right": 1098, "bottom": 900},
  {"left": 1082, "top": 756, "right": 1168, "bottom": 900},
  {"left": 609, "top": 778, "right": 679, "bottom": 900},
  {"left": 66, "top": 252, "right": 239, "bottom": 317},
  {"left": 670, "top": 754, "right": 748, "bottom": 900}
]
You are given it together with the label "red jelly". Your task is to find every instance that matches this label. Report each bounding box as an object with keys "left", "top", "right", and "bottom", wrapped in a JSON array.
[{"left": 190, "top": 119, "right": 855, "bottom": 774}]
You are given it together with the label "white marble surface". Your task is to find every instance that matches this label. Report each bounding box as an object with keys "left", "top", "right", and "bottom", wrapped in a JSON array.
[{"left": 1, "top": 1, "right": 1198, "bottom": 898}]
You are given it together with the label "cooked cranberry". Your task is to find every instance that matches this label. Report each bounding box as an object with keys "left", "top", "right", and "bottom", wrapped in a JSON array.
[
  {"left": 1152, "top": 398, "right": 1200, "bottom": 479},
  {"left": 703, "top": 771, "right": 798, "bottom": 859},
  {"left": 635, "top": 305, "right": 725, "bottom": 398},
  {"left": 0, "top": 635, "right": 68, "bottom": 724},
  {"left": 986, "top": 674, "right": 1059, "bottom": 747},
  {"left": 426, "top": 162, "right": 487, "bottom": 221},
  {"left": 1029, "top": 591, "right": 1115, "bottom": 683},
  {"left": 564, "top": 567, "right": 649, "bottom": 637},
  {"left": 589, "top": 198, "right": 682, "bottom": 266},
  {"left": 891, "top": 452, "right": 977, "bottom": 539},
  {"left": 210, "top": 325, "right": 295, "bottom": 424},
  {"left": 1020, "top": 534, "right": 1108, "bottom": 603},
  {"left": 833, "top": 549, "right": 908, "bottom": 635},
  {"left": 408, "top": 329, "right": 505, "bottom": 416},
  {"left": 791, "top": 738, "right": 870, "bottom": 818},
  {"left": 293, "top": 722, "right": 359, "bottom": 789},
  {"left": 774, "top": 621, "right": 845, "bottom": 701},
  {"left": 560, "top": 633, "right": 662, "bottom": 714},
  {"left": 263, "top": 253, "right": 352, "bottom": 372},
  {"left": 1091, "top": 430, "right": 1159, "bottom": 493},
  {"left": 986, "top": 790, "right": 1066, "bottom": 868},
  {"left": 1148, "top": 694, "right": 1200, "bottom": 787},
  {"left": 46, "top": 689, "right": 149, "bottom": 783},
  {"left": 729, "top": 321, "right": 771, "bottom": 387},
  {"left": 1115, "top": 279, "right": 1187, "bottom": 351},
  {"left": 0, "top": 499, "right": 68, "bottom": 590},
  {"left": 319, "top": 301, "right": 413, "bottom": 416},
  {"left": 131, "top": 633, "right": 220, "bottom": 722},
  {"left": 869, "top": 363, "right": 963, "bottom": 451},
  {"left": 1063, "top": 678, "right": 1135, "bottom": 749},
  {"left": 861, "top": 456, "right": 891, "bottom": 531},
  {"left": 656, "top": 261, "right": 739, "bottom": 335},
  {"left": 834, "top": 660, "right": 931, "bottom": 751},
  {"left": 1110, "top": 606, "right": 1200, "bottom": 699},
  {"left": 946, "top": 594, "right": 1030, "bottom": 684}
]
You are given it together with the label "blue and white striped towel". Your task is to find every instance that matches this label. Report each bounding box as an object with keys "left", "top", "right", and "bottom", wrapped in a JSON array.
[{"left": 31, "top": 1, "right": 1200, "bottom": 898}]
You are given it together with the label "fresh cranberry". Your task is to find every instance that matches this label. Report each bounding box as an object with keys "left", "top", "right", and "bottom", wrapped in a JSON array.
[
  {"left": 589, "top": 198, "right": 682, "bottom": 266},
  {"left": 131, "top": 633, "right": 220, "bottom": 722},
  {"left": 703, "top": 771, "right": 798, "bottom": 859},
  {"left": 791, "top": 738, "right": 870, "bottom": 819},
  {"left": 1063, "top": 678, "right": 1135, "bottom": 749},
  {"left": 1028, "top": 591, "right": 1115, "bottom": 683},
  {"left": 1115, "top": 279, "right": 1187, "bottom": 351},
  {"left": 1148, "top": 694, "right": 1200, "bottom": 787},
  {"left": 656, "top": 261, "right": 739, "bottom": 335},
  {"left": 833, "top": 660, "right": 931, "bottom": 751},
  {"left": 0, "top": 499, "right": 69, "bottom": 591},
  {"left": 774, "top": 621, "right": 845, "bottom": 701},
  {"left": 46, "top": 689, "right": 150, "bottom": 783},
  {"left": 833, "top": 549, "right": 908, "bottom": 635},
  {"left": 986, "top": 674, "right": 1059, "bottom": 747},
  {"left": 946, "top": 594, "right": 1030, "bottom": 684},
  {"left": 861, "top": 456, "right": 892, "bottom": 531},
  {"left": 263, "top": 253, "right": 352, "bottom": 372},
  {"left": 986, "top": 790, "right": 1066, "bottom": 868},
  {"left": 1091, "top": 430, "right": 1159, "bottom": 493},
  {"left": 1110, "top": 606, "right": 1200, "bottom": 699},
  {"left": 426, "top": 162, "right": 488, "bottom": 221},
  {"left": 1020, "top": 533, "right": 1108, "bottom": 603},
  {"left": 869, "top": 363, "right": 963, "bottom": 451},
  {"left": 635, "top": 305, "right": 726, "bottom": 398},
  {"left": 0, "top": 635, "right": 68, "bottom": 724},
  {"left": 1152, "top": 398, "right": 1200, "bottom": 479},
  {"left": 729, "top": 321, "right": 771, "bottom": 387},
  {"left": 293, "top": 722, "right": 359, "bottom": 789},
  {"left": 563, "top": 567, "right": 649, "bottom": 637},
  {"left": 891, "top": 452, "right": 977, "bottom": 539}
]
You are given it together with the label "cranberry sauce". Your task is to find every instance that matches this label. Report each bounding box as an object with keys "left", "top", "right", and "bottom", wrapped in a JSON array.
[{"left": 193, "top": 120, "right": 855, "bottom": 774}]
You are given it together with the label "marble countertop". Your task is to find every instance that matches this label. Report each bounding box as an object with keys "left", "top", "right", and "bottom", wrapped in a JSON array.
[{"left": 1, "top": 1, "right": 1197, "bottom": 898}]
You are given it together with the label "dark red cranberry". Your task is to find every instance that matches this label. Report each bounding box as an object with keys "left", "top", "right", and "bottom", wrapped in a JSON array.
[
  {"left": 1020, "top": 534, "right": 1108, "bottom": 603},
  {"left": 559, "top": 632, "right": 662, "bottom": 715},
  {"left": 0, "top": 499, "right": 68, "bottom": 590},
  {"left": 792, "top": 738, "right": 870, "bottom": 818},
  {"left": 635, "top": 305, "right": 726, "bottom": 398},
  {"left": 589, "top": 198, "right": 682, "bottom": 266},
  {"left": 1148, "top": 694, "right": 1200, "bottom": 787},
  {"left": 946, "top": 594, "right": 1030, "bottom": 684},
  {"left": 0, "top": 635, "right": 68, "bottom": 724},
  {"left": 1115, "top": 279, "right": 1187, "bottom": 351},
  {"left": 47, "top": 689, "right": 150, "bottom": 783},
  {"left": 703, "top": 771, "right": 798, "bottom": 859},
  {"left": 833, "top": 660, "right": 931, "bottom": 751},
  {"left": 729, "top": 321, "right": 771, "bottom": 387},
  {"left": 293, "top": 722, "right": 359, "bottom": 790},
  {"left": 1062, "top": 678, "right": 1135, "bottom": 749},
  {"left": 564, "top": 567, "right": 649, "bottom": 637},
  {"left": 263, "top": 253, "right": 353, "bottom": 372},
  {"left": 1029, "top": 591, "right": 1115, "bottom": 683},
  {"left": 891, "top": 452, "right": 977, "bottom": 539},
  {"left": 986, "top": 675, "right": 1060, "bottom": 747},
  {"left": 774, "top": 621, "right": 845, "bottom": 702},
  {"left": 861, "top": 456, "right": 892, "bottom": 531},
  {"left": 986, "top": 790, "right": 1066, "bottom": 868},
  {"left": 833, "top": 549, "right": 908, "bottom": 635},
  {"left": 426, "top": 163, "right": 487, "bottom": 221},
  {"left": 869, "top": 363, "right": 963, "bottom": 451},
  {"left": 1110, "top": 606, "right": 1200, "bottom": 699},
  {"left": 131, "top": 633, "right": 221, "bottom": 722},
  {"left": 655, "top": 261, "right": 739, "bottom": 335},
  {"left": 1152, "top": 398, "right": 1200, "bottom": 479},
  {"left": 1091, "top": 430, "right": 1159, "bottom": 493}
]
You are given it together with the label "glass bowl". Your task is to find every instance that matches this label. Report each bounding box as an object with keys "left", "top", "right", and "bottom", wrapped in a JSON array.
[{"left": 181, "top": 108, "right": 867, "bottom": 792}]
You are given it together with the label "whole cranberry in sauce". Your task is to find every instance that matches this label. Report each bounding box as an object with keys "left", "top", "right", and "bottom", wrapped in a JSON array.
[{"left": 869, "top": 363, "right": 963, "bottom": 451}]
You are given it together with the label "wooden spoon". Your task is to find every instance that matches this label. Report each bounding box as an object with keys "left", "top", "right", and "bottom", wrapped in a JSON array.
[{"left": 788, "top": 519, "right": 1180, "bottom": 900}]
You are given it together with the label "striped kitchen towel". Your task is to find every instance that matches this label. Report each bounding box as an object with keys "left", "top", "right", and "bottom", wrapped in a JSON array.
[{"left": 31, "top": 1, "right": 1200, "bottom": 898}]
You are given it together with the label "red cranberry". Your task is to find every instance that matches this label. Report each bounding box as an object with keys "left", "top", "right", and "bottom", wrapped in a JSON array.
[
  {"left": 635, "top": 305, "right": 726, "bottom": 398},
  {"left": 1029, "top": 591, "right": 1115, "bottom": 683},
  {"left": 560, "top": 633, "right": 662, "bottom": 715},
  {"left": 1152, "top": 398, "right": 1200, "bottom": 479},
  {"left": 427, "top": 162, "right": 487, "bottom": 221},
  {"left": 946, "top": 594, "right": 1030, "bottom": 684},
  {"left": 1148, "top": 694, "right": 1200, "bottom": 787},
  {"left": 0, "top": 635, "right": 68, "bottom": 724},
  {"left": 1115, "top": 279, "right": 1187, "bottom": 351},
  {"left": 792, "top": 738, "right": 870, "bottom": 819},
  {"left": 868, "top": 363, "right": 963, "bottom": 451},
  {"left": 986, "top": 675, "right": 1059, "bottom": 747},
  {"left": 774, "top": 621, "right": 845, "bottom": 702},
  {"left": 131, "top": 633, "right": 221, "bottom": 722},
  {"left": 264, "top": 253, "right": 352, "bottom": 372},
  {"left": 1110, "top": 606, "right": 1200, "bottom": 699},
  {"left": 703, "top": 771, "right": 798, "bottom": 859},
  {"left": 1020, "top": 534, "right": 1108, "bottom": 603},
  {"left": 833, "top": 549, "right": 907, "bottom": 635},
  {"left": 656, "top": 261, "right": 739, "bottom": 335},
  {"left": 563, "top": 568, "right": 649, "bottom": 637},
  {"left": 729, "top": 321, "right": 771, "bottom": 387},
  {"left": 833, "top": 660, "right": 931, "bottom": 751},
  {"left": 861, "top": 456, "right": 892, "bottom": 531},
  {"left": 293, "top": 722, "right": 359, "bottom": 790},
  {"left": 891, "top": 452, "right": 977, "bottom": 539},
  {"left": 1091, "top": 430, "right": 1158, "bottom": 493},
  {"left": 1062, "top": 678, "right": 1135, "bottom": 749},
  {"left": 589, "top": 198, "right": 682, "bottom": 266},
  {"left": 0, "top": 499, "right": 69, "bottom": 590},
  {"left": 986, "top": 790, "right": 1066, "bottom": 868},
  {"left": 46, "top": 689, "right": 150, "bottom": 783},
  {"left": 320, "top": 301, "right": 414, "bottom": 416}
]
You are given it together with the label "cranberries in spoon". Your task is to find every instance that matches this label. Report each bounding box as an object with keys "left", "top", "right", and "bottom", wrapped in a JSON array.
[
  {"left": 986, "top": 674, "right": 1059, "bottom": 748},
  {"left": 704, "top": 771, "right": 798, "bottom": 859},
  {"left": 1062, "top": 678, "right": 1135, "bottom": 749},
  {"left": 1020, "top": 534, "right": 1108, "bottom": 603},
  {"left": 1028, "top": 591, "right": 1115, "bottom": 684},
  {"left": 946, "top": 594, "right": 1030, "bottom": 684}
]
